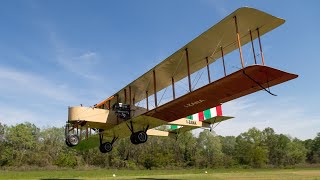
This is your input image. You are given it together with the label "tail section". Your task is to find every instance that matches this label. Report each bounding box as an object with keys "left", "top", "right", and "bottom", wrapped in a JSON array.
[
  {"left": 186, "top": 105, "right": 223, "bottom": 121},
  {"left": 168, "top": 105, "right": 232, "bottom": 133}
]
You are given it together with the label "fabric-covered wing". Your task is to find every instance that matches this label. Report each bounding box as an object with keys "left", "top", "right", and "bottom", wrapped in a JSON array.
[
  {"left": 145, "top": 65, "right": 298, "bottom": 121},
  {"left": 95, "top": 7, "right": 285, "bottom": 108}
]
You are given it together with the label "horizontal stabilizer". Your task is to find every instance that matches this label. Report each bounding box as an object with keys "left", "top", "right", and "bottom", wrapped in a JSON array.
[
  {"left": 146, "top": 129, "right": 169, "bottom": 136},
  {"left": 202, "top": 116, "right": 234, "bottom": 124}
]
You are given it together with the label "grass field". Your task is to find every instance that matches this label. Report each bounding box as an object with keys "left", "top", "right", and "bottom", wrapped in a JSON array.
[{"left": 0, "top": 168, "right": 320, "bottom": 179}]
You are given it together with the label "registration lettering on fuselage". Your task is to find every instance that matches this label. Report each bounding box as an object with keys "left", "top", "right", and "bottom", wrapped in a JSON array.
[{"left": 186, "top": 119, "right": 197, "bottom": 125}]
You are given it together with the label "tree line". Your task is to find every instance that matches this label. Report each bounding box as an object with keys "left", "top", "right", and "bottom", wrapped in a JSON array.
[{"left": 0, "top": 122, "right": 319, "bottom": 169}]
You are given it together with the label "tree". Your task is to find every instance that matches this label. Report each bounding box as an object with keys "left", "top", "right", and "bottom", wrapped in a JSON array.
[
  {"left": 235, "top": 128, "right": 268, "bottom": 168},
  {"left": 4, "top": 123, "right": 40, "bottom": 166},
  {"left": 285, "top": 139, "right": 307, "bottom": 165},
  {"left": 311, "top": 133, "right": 320, "bottom": 163},
  {"left": 196, "top": 130, "right": 223, "bottom": 168}
]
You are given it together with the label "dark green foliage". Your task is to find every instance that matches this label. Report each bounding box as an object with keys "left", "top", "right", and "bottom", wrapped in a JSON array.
[{"left": 0, "top": 122, "right": 317, "bottom": 169}]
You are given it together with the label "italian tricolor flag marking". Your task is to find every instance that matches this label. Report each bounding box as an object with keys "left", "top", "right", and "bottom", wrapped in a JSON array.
[
  {"left": 171, "top": 105, "right": 223, "bottom": 130},
  {"left": 186, "top": 105, "right": 222, "bottom": 121}
]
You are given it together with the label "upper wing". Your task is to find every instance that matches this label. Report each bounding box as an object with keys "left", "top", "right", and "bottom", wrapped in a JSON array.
[{"left": 95, "top": 7, "right": 286, "bottom": 108}]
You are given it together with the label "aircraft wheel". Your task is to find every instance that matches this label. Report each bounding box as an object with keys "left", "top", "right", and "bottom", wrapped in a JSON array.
[
  {"left": 65, "top": 138, "right": 73, "bottom": 147},
  {"left": 130, "top": 133, "right": 139, "bottom": 145},
  {"left": 99, "top": 142, "right": 113, "bottom": 153},
  {"left": 136, "top": 131, "right": 148, "bottom": 143},
  {"left": 67, "top": 134, "right": 80, "bottom": 146}
]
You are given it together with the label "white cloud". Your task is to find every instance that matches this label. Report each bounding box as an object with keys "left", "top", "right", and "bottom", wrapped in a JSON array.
[
  {"left": 48, "top": 31, "right": 101, "bottom": 80},
  {"left": 0, "top": 65, "right": 77, "bottom": 103}
]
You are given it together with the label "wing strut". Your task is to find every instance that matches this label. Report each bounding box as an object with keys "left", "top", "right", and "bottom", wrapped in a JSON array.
[
  {"left": 257, "top": 28, "right": 265, "bottom": 65},
  {"left": 206, "top": 57, "right": 211, "bottom": 83},
  {"left": 185, "top": 48, "right": 192, "bottom": 92},
  {"left": 153, "top": 70, "right": 157, "bottom": 108},
  {"left": 250, "top": 30, "right": 257, "bottom": 64},
  {"left": 234, "top": 16, "right": 245, "bottom": 68},
  {"left": 172, "top": 77, "right": 176, "bottom": 99},
  {"left": 221, "top": 47, "right": 227, "bottom": 76}
]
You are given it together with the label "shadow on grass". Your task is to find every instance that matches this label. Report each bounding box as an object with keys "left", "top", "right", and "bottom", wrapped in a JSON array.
[
  {"left": 41, "top": 179, "right": 80, "bottom": 180},
  {"left": 136, "top": 178, "right": 181, "bottom": 180}
]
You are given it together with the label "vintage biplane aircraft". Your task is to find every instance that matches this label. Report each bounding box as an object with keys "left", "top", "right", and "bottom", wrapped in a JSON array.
[{"left": 65, "top": 7, "right": 298, "bottom": 153}]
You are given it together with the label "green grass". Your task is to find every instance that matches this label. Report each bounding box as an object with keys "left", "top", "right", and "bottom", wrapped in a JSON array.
[{"left": 0, "top": 168, "right": 320, "bottom": 179}]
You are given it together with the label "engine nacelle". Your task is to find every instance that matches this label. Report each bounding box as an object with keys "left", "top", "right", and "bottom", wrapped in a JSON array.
[{"left": 112, "top": 103, "right": 131, "bottom": 120}]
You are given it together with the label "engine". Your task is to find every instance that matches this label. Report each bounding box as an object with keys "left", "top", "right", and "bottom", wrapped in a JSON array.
[{"left": 112, "top": 103, "right": 131, "bottom": 120}]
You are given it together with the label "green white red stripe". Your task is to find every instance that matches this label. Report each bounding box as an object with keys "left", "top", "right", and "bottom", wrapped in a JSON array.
[
  {"left": 171, "top": 105, "right": 223, "bottom": 130},
  {"left": 186, "top": 105, "right": 222, "bottom": 121}
]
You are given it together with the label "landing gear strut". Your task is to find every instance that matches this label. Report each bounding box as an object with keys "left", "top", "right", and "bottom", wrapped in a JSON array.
[
  {"left": 127, "top": 121, "right": 149, "bottom": 145},
  {"left": 99, "top": 131, "right": 118, "bottom": 153}
]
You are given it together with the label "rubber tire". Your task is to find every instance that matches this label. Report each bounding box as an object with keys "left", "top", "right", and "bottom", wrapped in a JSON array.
[
  {"left": 130, "top": 133, "right": 139, "bottom": 145},
  {"left": 136, "top": 131, "right": 148, "bottom": 144},
  {"left": 65, "top": 138, "right": 73, "bottom": 147},
  {"left": 67, "top": 134, "right": 80, "bottom": 146},
  {"left": 99, "top": 142, "right": 113, "bottom": 153}
]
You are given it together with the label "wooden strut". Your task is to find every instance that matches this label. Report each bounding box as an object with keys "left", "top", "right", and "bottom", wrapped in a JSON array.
[
  {"left": 124, "top": 88, "right": 127, "bottom": 104},
  {"left": 185, "top": 48, "right": 192, "bottom": 92},
  {"left": 172, "top": 77, "right": 176, "bottom": 99},
  {"left": 146, "top": 91, "right": 149, "bottom": 111},
  {"left": 129, "top": 86, "right": 132, "bottom": 105},
  {"left": 221, "top": 47, "right": 227, "bottom": 76},
  {"left": 206, "top": 57, "right": 211, "bottom": 83},
  {"left": 153, "top": 70, "right": 157, "bottom": 108},
  {"left": 86, "top": 127, "right": 88, "bottom": 140},
  {"left": 116, "top": 95, "right": 119, "bottom": 124},
  {"left": 257, "top": 28, "right": 265, "bottom": 65},
  {"left": 234, "top": 16, "right": 245, "bottom": 68},
  {"left": 249, "top": 30, "right": 257, "bottom": 64}
]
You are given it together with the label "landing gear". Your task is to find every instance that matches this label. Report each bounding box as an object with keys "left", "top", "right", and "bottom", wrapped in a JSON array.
[
  {"left": 65, "top": 134, "right": 80, "bottom": 147},
  {"left": 130, "top": 131, "right": 148, "bottom": 144},
  {"left": 127, "top": 121, "right": 149, "bottom": 145},
  {"left": 98, "top": 132, "right": 118, "bottom": 153},
  {"left": 99, "top": 142, "right": 113, "bottom": 153}
]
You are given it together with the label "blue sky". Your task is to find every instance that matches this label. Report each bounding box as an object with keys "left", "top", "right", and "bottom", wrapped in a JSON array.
[{"left": 0, "top": 1, "right": 319, "bottom": 140}]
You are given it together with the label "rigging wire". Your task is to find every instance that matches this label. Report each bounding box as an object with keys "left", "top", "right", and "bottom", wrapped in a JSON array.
[{"left": 192, "top": 70, "right": 204, "bottom": 90}]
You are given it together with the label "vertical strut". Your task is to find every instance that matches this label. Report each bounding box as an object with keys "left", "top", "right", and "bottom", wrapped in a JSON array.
[
  {"left": 257, "top": 28, "right": 265, "bottom": 65},
  {"left": 153, "top": 70, "right": 157, "bottom": 108},
  {"left": 221, "top": 47, "right": 227, "bottom": 76},
  {"left": 129, "top": 86, "right": 132, "bottom": 105},
  {"left": 185, "top": 48, "right": 192, "bottom": 92},
  {"left": 171, "top": 77, "right": 176, "bottom": 99},
  {"left": 79, "top": 127, "right": 82, "bottom": 140},
  {"left": 249, "top": 30, "right": 257, "bottom": 64},
  {"left": 234, "top": 16, "right": 245, "bottom": 68},
  {"left": 146, "top": 91, "right": 149, "bottom": 111},
  {"left": 86, "top": 127, "right": 88, "bottom": 140},
  {"left": 108, "top": 100, "right": 111, "bottom": 110},
  {"left": 124, "top": 89, "right": 127, "bottom": 104},
  {"left": 206, "top": 57, "right": 211, "bottom": 83}
]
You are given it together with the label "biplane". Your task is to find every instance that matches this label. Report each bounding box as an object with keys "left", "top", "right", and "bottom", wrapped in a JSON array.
[{"left": 65, "top": 7, "right": 298, "bottom": 153}]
